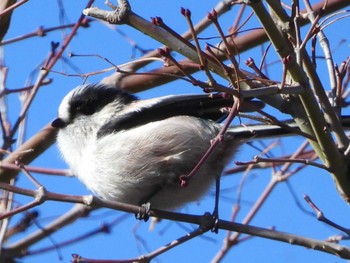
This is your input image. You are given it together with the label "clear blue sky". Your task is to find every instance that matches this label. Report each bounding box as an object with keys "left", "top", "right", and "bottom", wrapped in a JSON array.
[{"left": 2, "top": 0, "right": 350, "bottom": 262}]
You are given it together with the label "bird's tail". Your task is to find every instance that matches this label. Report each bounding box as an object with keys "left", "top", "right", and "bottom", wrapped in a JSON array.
[{"left": 227, "top": 115, "right": 350, "bottom": 141}]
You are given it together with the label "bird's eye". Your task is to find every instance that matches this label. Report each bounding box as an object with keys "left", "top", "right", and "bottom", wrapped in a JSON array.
[
  {"left": 71, "top": 104, "right": 96, "bottom": 117},
  {"left": 78, "top": 105, "right": 96, "bottom": 115}
]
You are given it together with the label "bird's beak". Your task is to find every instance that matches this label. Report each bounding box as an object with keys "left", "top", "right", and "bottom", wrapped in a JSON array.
[{"left": 51, "top": 118, "right": 67, "bottom": 129}]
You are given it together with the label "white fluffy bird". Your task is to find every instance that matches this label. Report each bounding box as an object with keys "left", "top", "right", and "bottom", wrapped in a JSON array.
[{"left": 51, "top": 83, "right": 306, "bottom": 210}]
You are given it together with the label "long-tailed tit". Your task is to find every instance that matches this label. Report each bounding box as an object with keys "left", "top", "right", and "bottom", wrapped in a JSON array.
[{"left": 50, "top": 83, "right": 323, "bottom": 210}]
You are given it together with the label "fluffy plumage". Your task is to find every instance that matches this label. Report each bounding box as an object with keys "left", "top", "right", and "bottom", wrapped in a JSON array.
[{"left": 52, "top": 84, "right": 240, "bottom": 209}]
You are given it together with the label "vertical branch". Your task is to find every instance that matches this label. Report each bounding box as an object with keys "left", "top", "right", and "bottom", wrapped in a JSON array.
[{"left": 247, "top": 0, "right": 350, "bottom": 203}]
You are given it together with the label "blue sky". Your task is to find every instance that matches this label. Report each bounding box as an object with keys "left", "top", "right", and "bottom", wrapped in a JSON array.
[{"left": 2, "top": 0, "right": 350, "bottom": 262}]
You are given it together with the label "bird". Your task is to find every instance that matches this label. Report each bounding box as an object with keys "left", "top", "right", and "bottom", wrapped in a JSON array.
[{"left": 51, "top": 83, "right": 346, "bottom": 211}]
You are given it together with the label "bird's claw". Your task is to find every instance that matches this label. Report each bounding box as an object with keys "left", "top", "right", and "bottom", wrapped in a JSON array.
[
  {"left": 135, "top": 202, "right": 151, "bottom": 222},
  {"left": 200, "top": 212, "right": 219, "bottom": 233}
]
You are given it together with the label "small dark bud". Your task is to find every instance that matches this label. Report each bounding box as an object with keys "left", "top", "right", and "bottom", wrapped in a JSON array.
[
  {"left": 180, "top": 175, "right": 189, "bottom": 187},
  {"left": 153, "top": 16, "right": 163, "bottom": 26},
  {"left": 81, "top": 17, "right": 91, "bottom": 28},
  {"left": 71, "top": 254, "right": 81, "bottom": 263},
  {"left": 51, "top": 41, "right": 59, "bottom": 50},
  {"left": 203, "top": 87, "right": 211, "bottom": 93},
  {"left": 37, "top": 26, "right": 45, "bottom": 37},
  {"left": 151, "top": 17, "right": 156, "bottom": 24},
  {"left": 157, "top": 47, "right": 170, "bottom": 57},
  {"left": 245, "top": 57, "right": 254, "bottom": 66},
  {"left": 212, "top": 9, "right": 217, "bottom": 19},
  {"left": 191, "top": 80, "right": 199, "bottom": 86},
  {"left": 181, "top": 180, "right": 188, "bottom": 187},
  {"left": 181, "top": 7, "right": 191, "bottom": 17},
  {"left": 180, "top": 7, "right": 186, "bottom": 16},
  {"left": 207, "top": 12, "right": 213, "bottom": 20},
  {"left": 100, "top": 223, "right": 111, "bottom": 234},
  {"left": 282, "top": 54, "right": 293, "bottom": 64},
  {"left": 208, "top": 9, "right": 217, "bottom": 20}
]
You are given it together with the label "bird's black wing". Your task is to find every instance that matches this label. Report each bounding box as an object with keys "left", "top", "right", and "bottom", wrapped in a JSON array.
[{"left": 97, "top": 93, "right": 234, "bottom": 137}]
